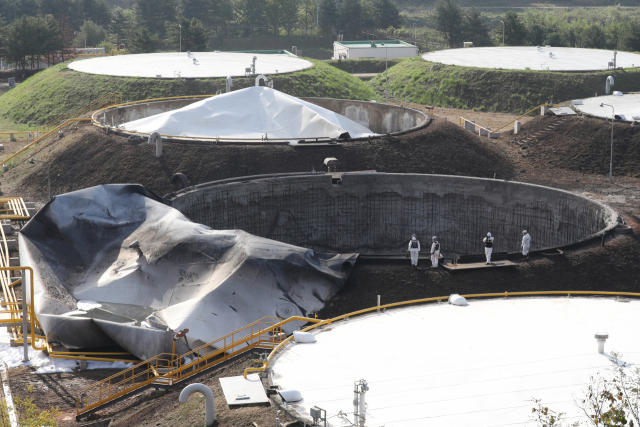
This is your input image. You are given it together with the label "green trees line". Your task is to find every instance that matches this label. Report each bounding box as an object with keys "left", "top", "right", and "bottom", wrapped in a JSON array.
[{"left": 434, "top": 0, "right": 640, "bottom": 51}]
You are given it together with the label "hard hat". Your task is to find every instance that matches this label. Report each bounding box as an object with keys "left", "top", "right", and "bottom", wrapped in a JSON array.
[
  {"left": 487, "top": 232, "right": 491, "bottom": 237},
  {"left": 523, "top": 230, "right": 528, "bottom": 234},
  {"left": 432, "top": 236, "right": 437, "bottom": 240},
  {"left": 412, "top": 235, "right": 416, "bottom": 240}
]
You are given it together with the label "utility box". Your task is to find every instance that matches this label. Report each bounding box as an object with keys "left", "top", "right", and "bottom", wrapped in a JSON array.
[
  {"left": 463, "top": 42, "right": 473, "bottom": 48},
  {"left": 8, "top": 78, "right": 15, "bottom": 88},
  {"left": 541, "top": 105, "right": 549, "bottom": 115}
]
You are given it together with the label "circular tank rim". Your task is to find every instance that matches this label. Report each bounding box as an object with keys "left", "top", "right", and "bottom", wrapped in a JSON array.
[
  {"left": 92, "top": 97, "right": 431, "bottom": 144},
  {"left": 422, "top": 46, "right": 640, "bottom": 72},
  {"left": 166, "top": 172, "right": 619, "bottom": 256}
]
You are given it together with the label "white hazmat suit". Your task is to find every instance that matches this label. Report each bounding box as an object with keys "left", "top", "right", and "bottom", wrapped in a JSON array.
[
  {"left": 522, "top": 231, "right": 531, "bottom": 258},
  {"left": 430, "top": 238, "right": 440, "bottom": 268},
  {"left": 408, "top": 237, "right": 420, "bottom": 266},
  {"left": 483, "top": 233, "right": 494, "bottom": 264}
]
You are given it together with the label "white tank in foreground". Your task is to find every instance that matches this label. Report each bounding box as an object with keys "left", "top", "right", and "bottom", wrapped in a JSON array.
[{"left": 120, "top": 86, "right": 377, "bottom": 141}]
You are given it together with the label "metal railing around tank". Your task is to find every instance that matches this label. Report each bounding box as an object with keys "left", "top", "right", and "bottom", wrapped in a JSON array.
[{"left": 75, "top": 315, "right": 323, "bottom": 418}]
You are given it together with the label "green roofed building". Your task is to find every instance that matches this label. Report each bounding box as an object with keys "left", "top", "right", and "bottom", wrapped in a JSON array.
[{"left": 333, "top": 40, "right": 418, "bottom": 60}]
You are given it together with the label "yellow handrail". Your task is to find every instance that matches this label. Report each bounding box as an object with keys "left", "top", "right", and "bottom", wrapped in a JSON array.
[
  {"left": 266, "top": 290, "right": 640, "bottom": 364},
  {"left": 76, "top": 315, "right": 323, "bottom": 416},
  {"left": 1, "top": 118, "right": 91, "bottom": 166},
  {"left": 459, "top": 103, "right": 560, "bottom": 134}
]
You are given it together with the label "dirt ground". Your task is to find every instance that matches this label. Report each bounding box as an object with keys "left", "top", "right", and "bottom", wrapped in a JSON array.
[
  {"left": 2, "top": 107, "right": 640, "bottom": 427},
  {"left": 8, "top": 355, "right": 295, "bottom": 427},
  {"left": 0, "top": 118, "right": 515, "bottom": 202}
]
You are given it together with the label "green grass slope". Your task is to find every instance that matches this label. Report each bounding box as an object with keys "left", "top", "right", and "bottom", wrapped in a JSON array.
[
  {"left": 0, "top": 59, "right": 378, "bottom": 125},
  {"left": 369, "top": 57, "right": 640, "bottom": 114}
]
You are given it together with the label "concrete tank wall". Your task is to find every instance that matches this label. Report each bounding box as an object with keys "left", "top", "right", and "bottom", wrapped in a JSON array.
[
  {"left": 300, "top": 98, "right": 428, "bottom": 134},
  {"left": 96, "top": 98, "right": 201, "bottom": 127},
  {"left": 94, "top": 97, "right": 428, "bottom": 136},
  {"left": 168, "top": 173, "right": 617, "bottom": 255}
]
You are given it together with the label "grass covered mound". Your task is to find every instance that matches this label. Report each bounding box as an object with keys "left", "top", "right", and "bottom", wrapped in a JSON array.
[
  {"left": 0, "top": 59, "right": 378, "bottom": 125},
  {"left": 369, "top": 57, "right": 640, "bottom": 114}
]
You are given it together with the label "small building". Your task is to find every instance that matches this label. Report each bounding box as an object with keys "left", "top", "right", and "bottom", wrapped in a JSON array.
[{"left": 333, "top": 40, "right": 418, "bottom": 60}]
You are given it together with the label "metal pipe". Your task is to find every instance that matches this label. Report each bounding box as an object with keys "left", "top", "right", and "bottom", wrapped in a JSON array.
[
  {"left": 600, "top": 102, "right": 614, "bottom": 183},
  {"left": 606, "top": 76, "right": 614, "bottom": 95},
  {"left": 21, "top": 270, "right": 28, "bottom": 362},
  {"left": 501, "top": 20, "right": 505, "bottom": 46},
  {"left": 255, "top": 74, "right": 269, "bottom": 87},
  {"left": 179, "top": 383, "right": 215, "bottom": 426},
  {"left": 243, "top": 361, "right": 268, "bottom": 378}
]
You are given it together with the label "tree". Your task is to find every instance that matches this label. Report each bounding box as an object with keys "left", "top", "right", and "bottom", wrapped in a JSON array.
[
  {"left": 5, "top": 15, "right": 56, "bottom": 69},
  {"left": 337, "top": 0, "right": 363, "bottom": 40},
  {"left": 299, "top": 0, "right": 316, "bottom": 34},
  {"left": 622, "top": 20, "right": 640, "bottom": 52},
  {"left": 463, "top": 7, "right": 492, "bottom": 47},
  {"left": 75, "top": 20, "right": 107, "bottom": 47},
  {"left": 318, "top": 0, "right": 337, "bottom": 37},
  {"left": 369, "top": 0, "right": 402, "bottom": 30},
  {"left": 496, "top": 11, "right": 528, "bottom": 46},
  {"left": 181, "top": 0, "right": 233, "bottom": 27},
  {"left": 234, "top": 0, "right": 266, "bottom": 26},
  {"left": 69, "top": 0, "right": 112, "bottom": 28},
  {"left": 264, "top": 0, "right": 281, "bottom": 34},
  {"left": 134, "top": 0, "right": 177, "bottom": 38},
  {"left": 433, "top": 0, "right": 463, "bottom": 48},
  {"left": 279, "top": 0, "right": 299, "bottom": 36},
  {"left": 166, "top": 17, "right": 209, "bottom": 51},
  {"left": 580, "top": 23, "right": 606, "bottom": 49},
  {"left": 128, "top": 27, "right": 157, "bottom": 53}
]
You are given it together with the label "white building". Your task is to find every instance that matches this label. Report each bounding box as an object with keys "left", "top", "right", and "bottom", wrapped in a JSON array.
[{"left": 333, "top": 40, "right": 418, "bottom": 60}]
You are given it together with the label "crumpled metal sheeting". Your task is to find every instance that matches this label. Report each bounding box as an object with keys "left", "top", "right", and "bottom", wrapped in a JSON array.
[{"left": 19, "top": 184, "right": 356, "bottom": 359}]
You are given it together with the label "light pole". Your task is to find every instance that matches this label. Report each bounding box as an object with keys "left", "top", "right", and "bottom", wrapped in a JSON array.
[
  {"left": 74, "top": 31, "right": 87, "bottom": 49},
  {"left": 600, "top": 103, "right": 615, "bottom": 183},
  {"left": 179, "top": 24, "right": 182, "bottom": 52},
  {"left": 501, "top": 20, "right": 505, "bottom": 46},
  {"left": 28, "top": 159, "right": 51, "bottom": 201},
  {"left": 381, "top": 42, "right": 388, "bottom": 104}
]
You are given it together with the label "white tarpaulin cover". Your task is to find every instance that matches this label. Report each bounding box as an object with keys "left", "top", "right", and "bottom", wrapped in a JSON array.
[
  {"left": 120, "top": 86, "right": 377, "bottom": 140},
  {"left": 19, "top": 185, "right": 356, "bottom": 360}
]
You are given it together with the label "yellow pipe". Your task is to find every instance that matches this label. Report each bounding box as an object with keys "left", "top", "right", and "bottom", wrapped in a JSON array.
[
  {"left": 49, "top": 354, "right": 136, "bottom": 363},
  {"left": 244, "top": 361, "right": 268, "bottom": 379}
]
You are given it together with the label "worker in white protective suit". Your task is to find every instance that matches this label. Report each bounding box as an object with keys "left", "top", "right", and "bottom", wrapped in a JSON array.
[
  {"left": 408, "top": 234, "right": 420, "bottom": 267},
  {"left": 483, "top": 232, "right": 494, "bottom": 265},
  {"left": 430, "top": 236, "right": 440, "bottom": 268},
  {"left": 522, "top": 230, "right": 531, "bottom": 261}
]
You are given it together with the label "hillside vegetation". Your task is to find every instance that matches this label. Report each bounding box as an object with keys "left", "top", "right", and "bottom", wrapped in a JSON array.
[
  {"left": 0, "top": 60, "right": 378, "bottom": 125},
  {"left": 370, "top": 57, "right": 640, "bottom": 113}
]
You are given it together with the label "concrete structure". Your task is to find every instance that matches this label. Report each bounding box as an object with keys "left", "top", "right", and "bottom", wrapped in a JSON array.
[
  {"left": 422, "top": 47, "right": 640, "bottom": 71},
  {"left": 68, "top": 52, "right": 313, "bottom": 79},
  {"left": 333, "top": 41, "right": 418, "bottom": 60},
  {"left": 573, "top": 93, "right": 640, "bottom": 122},
  {"left": 167, "top": 173, "right": 617, "bottom": 256},
  {"left": 271, "top": 297, "right": 640, "bottom": 427},
  {"left": 94, "top": 96, "right": 428, "bottom": 141}
]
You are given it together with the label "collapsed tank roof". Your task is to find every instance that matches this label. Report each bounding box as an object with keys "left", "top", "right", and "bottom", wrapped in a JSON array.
[
  {"left": 67, "top": 52, "right": 313, "bottom": 78},
  {"left": 120, "top": 86, "right": 377, "bottom": 140},
  {"left": 422, "top": 47, "right": 640, "bottom": 71},
  {"left": 573, "top": 93, "right": 640, "bottom": 122}
]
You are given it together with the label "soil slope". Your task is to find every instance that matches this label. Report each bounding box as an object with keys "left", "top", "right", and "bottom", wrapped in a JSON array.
[
  {"left": 371, "top": 57, "right": 640, "bottom": 114},
  {"left": 3, "top": 118, "right": 516, "bottom": 201},
  {"left": 507, "top": 114, "right": 640, "bottom": 177},
  {"left": 0, "top": 60, "right": 378, "bottom": 126}
]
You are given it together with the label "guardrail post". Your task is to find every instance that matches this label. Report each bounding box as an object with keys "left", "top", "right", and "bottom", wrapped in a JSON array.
[
  {"left": 377, "top": 295, "right": 380, "bottom": 312},
  {"left": 21, "top": 270, "right": 28, "bottom": 362}
]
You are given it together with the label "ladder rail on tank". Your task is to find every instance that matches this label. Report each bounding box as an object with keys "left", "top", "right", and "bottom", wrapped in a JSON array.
[{"left": 75, "top": 315, "right": 323, "bottom": 419}]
